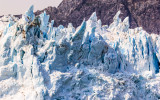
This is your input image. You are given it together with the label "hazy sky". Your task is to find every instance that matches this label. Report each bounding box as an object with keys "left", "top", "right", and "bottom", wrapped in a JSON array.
[{"left": 0, "top": 0, "right": 62, "bottom": 15}]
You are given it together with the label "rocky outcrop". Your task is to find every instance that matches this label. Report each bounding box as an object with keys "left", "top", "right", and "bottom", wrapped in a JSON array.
[{"left": 35, "top": 0, "right": 160, "bottom": 34}]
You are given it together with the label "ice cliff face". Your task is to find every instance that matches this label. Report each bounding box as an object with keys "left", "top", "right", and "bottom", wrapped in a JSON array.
[{"left": 0, "top": 6, "right": 160, "bottom": 100}]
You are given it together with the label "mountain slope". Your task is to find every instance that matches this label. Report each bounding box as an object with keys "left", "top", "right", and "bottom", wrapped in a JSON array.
[{"left": 35, "top": 0, "right": 160, "bottom": 34}]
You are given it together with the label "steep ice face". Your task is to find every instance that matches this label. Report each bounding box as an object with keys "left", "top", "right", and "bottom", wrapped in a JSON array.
[
  {"left": 39, "top": 11, "right": 50, "bottom": 39},
  {"left": 0, "top": 6, "right": 160, "bottom": 100},
  {"left": 22, "top": 5, "right": 35, "bottom": 23}
]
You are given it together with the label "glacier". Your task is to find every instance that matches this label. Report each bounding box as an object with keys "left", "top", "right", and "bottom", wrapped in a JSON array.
[{"left": 0, "top": 6, "right": 160, "bottom": 100}]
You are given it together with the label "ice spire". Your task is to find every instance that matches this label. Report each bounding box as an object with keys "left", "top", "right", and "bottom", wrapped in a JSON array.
[
  {"left": 97, "top": 19, "right": 102, "bottom": 28},
  {"left": 109, "top": 11, "right": 121, "bottom": 29},
  {"left": 3, "top": 17, "right": 15, "bottom": 35},
  {"left": 39, "top": 11, "right": 50, "bottom": 38},
  {"left": 89, "top": 12, "right": 97, "bottom": 21},
  {"left": 47, "top": 20, "right": 54, "bottom": 40},
  {"left": 23, "top": 5, "right": 35, "bottom": 23},
  {"left": 87, "top": 12, "right": 97, "bottom": 29},
  {"left": 122, "top": 17, "right": 130, "bottom": 32}
]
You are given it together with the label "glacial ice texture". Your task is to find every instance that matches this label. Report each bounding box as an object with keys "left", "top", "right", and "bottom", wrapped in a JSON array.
[{"left": 0, "top": 6, "right": 160, "bottom": 100}]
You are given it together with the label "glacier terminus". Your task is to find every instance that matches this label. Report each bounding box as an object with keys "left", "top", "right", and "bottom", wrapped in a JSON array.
[{"left": 0, "top": 6, "right": 160, "bottom": 100}]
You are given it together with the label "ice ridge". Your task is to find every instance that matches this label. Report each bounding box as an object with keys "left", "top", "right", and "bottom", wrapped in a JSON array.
[{"left": 0, "top": 6, "right": 160, "bottom": 100}]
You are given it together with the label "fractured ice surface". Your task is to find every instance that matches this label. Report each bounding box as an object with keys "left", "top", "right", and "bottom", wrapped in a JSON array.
[{"left": 0, "top": 6, "right": 160, "bottom": 100}]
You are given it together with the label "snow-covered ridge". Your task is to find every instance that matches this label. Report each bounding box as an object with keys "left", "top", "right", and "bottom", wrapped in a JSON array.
[{"left": 0, "top": 6, "right": 160, "bottom": 100}]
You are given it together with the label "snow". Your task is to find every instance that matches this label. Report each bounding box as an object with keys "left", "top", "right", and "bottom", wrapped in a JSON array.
[{"left": 0, "top": 5, "right": 160, "bottom": 100}]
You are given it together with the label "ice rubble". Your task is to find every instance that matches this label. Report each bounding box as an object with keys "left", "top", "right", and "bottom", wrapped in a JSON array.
[{"left": 0, "top": 6, "right": 160, "bottom": 100}]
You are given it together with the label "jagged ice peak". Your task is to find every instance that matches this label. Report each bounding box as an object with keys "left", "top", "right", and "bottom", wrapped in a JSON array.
[{"left": 0, "top": 5, "right": 160, "bottom": 100}]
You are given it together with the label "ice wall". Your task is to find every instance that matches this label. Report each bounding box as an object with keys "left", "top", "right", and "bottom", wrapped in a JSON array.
[{"left": 0, "top": 6, "right": 160, "bottom": 100}]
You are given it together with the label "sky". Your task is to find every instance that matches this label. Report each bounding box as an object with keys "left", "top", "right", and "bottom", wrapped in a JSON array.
[{"left": 0, "top": 0, "right": 62, "bottom": 15}]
